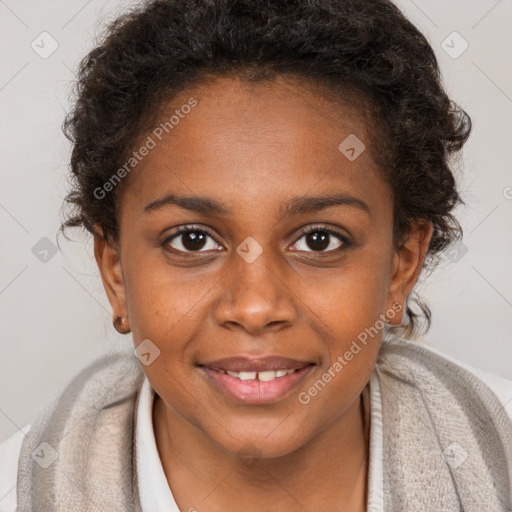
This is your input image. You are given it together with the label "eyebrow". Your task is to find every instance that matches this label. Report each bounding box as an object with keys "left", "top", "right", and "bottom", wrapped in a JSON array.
[{"left": 143, "top": 192, "right": 370, "bottom": 216}]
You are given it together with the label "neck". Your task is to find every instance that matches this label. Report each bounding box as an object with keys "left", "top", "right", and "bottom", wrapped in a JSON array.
[{"left": 153, "top": 388, "right": 370, "bottom": 512}]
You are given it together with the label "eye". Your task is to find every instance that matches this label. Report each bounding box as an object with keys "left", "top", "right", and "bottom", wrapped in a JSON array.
[
  {"left": 162, "top": 225, "right": 223, "bottom": 253},
  {"left": 290, "top": 225, "right": 350, "bottom": 253}
]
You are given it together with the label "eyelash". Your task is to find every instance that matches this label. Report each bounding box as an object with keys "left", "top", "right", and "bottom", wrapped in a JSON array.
[{"left": 161, "top": 224, "right": 351, "bottom": 254}]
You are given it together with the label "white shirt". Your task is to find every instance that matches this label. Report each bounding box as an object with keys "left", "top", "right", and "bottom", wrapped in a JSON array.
[{"left": 1, "top": 344, "right": 512, "bottom": 512}]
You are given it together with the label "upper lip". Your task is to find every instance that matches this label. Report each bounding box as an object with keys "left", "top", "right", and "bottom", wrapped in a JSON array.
[{"left": 200, "top": 356, "right": 313, "bottom": 372}]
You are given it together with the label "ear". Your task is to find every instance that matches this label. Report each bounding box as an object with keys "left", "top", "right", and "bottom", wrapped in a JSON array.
[
  {"left": 93, "top": 225, "right": 130, "bottom": 333},
  {"left": 385, "top": 220, "right": 433, "bottom": 325}
]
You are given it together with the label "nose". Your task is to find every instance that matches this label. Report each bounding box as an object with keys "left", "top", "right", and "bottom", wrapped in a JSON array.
[{"left": 214, "top": 249, "right": 298, "bottom": 335}]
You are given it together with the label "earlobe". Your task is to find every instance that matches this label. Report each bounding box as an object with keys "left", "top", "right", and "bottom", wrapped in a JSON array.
[
  {"left": 386, "top": 221, "right": 433, "bottom": 326},
  {"left": 93, "top": 226, "right": 130, "bottom": 333}
]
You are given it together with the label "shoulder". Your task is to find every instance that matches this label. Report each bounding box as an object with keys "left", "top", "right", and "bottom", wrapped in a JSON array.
[
  {"left": 417, "top": 341, "right": 512, "bottom": 420},
  {"left": 0, "top": 424, "right": 31, "bottom": 512},
  {"left": 0, "top": 352, "right": 144, "bottom": 512}
]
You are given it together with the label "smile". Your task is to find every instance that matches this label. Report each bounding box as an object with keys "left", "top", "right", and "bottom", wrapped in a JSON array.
[{"left": 199, "top": 363, "right": 315, "bottom": 404}]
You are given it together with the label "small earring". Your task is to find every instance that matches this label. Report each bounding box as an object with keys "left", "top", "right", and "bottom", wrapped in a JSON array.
[{"left": 113, "top": 315, "right": 130, "bottom": 334}]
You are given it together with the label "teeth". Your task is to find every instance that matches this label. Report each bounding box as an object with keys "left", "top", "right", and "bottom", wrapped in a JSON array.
[
  {"left": 258, "top": 370, "right": 276, "bottom": 382},
  {"left": 239, "top": 371, "right": 257, "bottom": 381},
  {"left": 222, "top": 368, "right": 298, "bottom": 381}
]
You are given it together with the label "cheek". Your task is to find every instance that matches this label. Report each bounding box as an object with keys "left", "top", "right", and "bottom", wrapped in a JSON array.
[
  {"left": 303, "top": 251, "right": 392, "bottom": 389},
  {"left": 124, "top": 265, "right": 212, "bottom": 411},
  {"left": 122, "top": 245, "right": 210, "bottom": 342},
  {"left": 295, "top": 267, "right": 387, "bottom": 423},
  {"left": 304, "top": 251, "right": 392, "bottom": 339}
]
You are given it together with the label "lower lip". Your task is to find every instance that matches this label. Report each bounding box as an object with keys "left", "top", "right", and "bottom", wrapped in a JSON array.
[{"left": 199, "top": 365, "right": 315, "bottom": 404}]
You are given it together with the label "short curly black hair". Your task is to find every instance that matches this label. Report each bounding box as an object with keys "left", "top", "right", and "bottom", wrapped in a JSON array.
[{"left": 60, "top": 0, "right": 471, "bottom": 338}]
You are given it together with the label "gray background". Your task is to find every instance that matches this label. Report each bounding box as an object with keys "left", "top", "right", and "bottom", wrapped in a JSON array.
[{"left": 1, "top": 0, "right": 511, "bottom": 443}]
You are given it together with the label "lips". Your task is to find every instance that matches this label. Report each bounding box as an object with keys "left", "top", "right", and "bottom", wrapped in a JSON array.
[{"left": 197, "top": 356, "right": 316, "bottom": 404}]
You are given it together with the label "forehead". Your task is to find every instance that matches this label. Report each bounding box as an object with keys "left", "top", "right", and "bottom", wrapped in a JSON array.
[{"left": 121, "top": 75, "right": 390, "bottom": 216}]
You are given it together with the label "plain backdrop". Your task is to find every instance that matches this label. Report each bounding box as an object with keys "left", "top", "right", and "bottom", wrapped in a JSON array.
[{"left": 1, "top": 0, "right": 511, "bottom": 443}]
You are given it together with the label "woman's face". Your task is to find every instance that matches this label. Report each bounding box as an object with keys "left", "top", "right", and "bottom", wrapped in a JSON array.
[{"left": 95, "top": 75, "right": 430, "bottom": 458}]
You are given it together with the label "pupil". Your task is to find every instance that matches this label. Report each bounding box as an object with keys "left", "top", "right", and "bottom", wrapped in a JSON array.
[
  {"left": 306, "top": 232, "right": 329, "bottom": 251},
  {"left": 183, "top": 231, "right": 206, "bottom": 251}
]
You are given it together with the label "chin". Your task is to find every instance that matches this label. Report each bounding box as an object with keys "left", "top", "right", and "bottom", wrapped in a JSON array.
[{"left": 208, "top": 422, "right": 310, "bottom": 461}]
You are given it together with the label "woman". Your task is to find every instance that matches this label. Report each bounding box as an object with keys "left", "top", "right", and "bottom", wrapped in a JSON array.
[{"left": 2, "top": 0, "right": 511, "bottom": 511}]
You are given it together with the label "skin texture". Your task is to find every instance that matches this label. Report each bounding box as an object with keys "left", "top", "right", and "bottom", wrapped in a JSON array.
[{"left": 94, "top": 75, "right": 432, "bottom": 511}]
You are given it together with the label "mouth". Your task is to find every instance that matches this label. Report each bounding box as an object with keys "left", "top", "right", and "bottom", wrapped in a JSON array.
[{"left": 197, "top": 356, "right": 316, "bottom": 404}]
